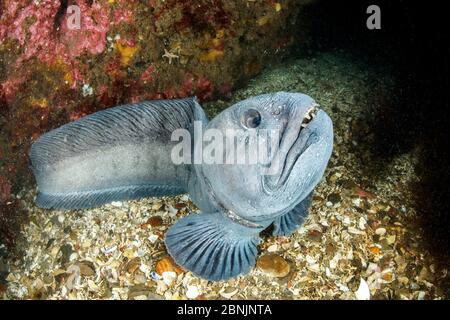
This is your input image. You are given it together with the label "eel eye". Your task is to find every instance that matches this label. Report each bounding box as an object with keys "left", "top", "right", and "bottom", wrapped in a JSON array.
[{"left": 241, "top": 109, "right": 261, "bottom": 129}]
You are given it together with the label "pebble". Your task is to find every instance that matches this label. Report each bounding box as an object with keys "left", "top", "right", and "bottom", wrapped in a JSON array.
[
  {"left": 307, "top": 229, "right": 322, "bottom": 242},
  {"left": 256, "top": 253, "right": 290, "bottom": 278},
  {"left": 358, "top": 217, "right": 367, "bottom": 230},
  {"left": 148, "top": 234, "right": 159, "bottom": 243},
  {"left": 134, "top": 274, "right": 147, "bottom": 284},
  {"left": 348, "top": 227, "right": 366, "bottom": 235},
  {"left": 162, "top": 271, "right": 177, "bottom": 286},
  {"left": 386, "top": 234, "right": 396, "bottom": 244},
  {"left": 152, "top": 202, "right": 163, "bottom": 210},
  {"left": 123, "top": 248, "right": 136, "bottom": 259},
  {"left": 417, "top": 291, "right": 426, "bottom": 300},
  {"left": 147, "top": 216, "right": 163, "bottom": 227},
  {"left": 78, "top": 261, "right": 96, "bottom": 276},
  {"left": 111, "top": 201, "right": 122, "bottom": 207},
  {"left": 342, "top": 216, "right": 351, "bottom": 226},
  {"left": 307, "top": 263, "right": 321, "bottom": 273},
  {"left": 101, "top": 245, "right": 117, "bottom": 254},
  {"left": 59, "top": 244, "right": 74, "bottom": 264},
  {"left": 166, "top": 204, "right": 178, "bottom": 217},
  {"left": 352, "top": 198, "right": 362, "bottom": 207},
  {"left": 128, "top": 284, "right": 151, "bottom": 299},
  {"left": 327, "top": 193, "right": 341, "bottom": 204},
  {"left": 375, "top": 227, "right": 387, "bottom": 236},
  {"left": 186, "top": 285, "right": 200, "bottom": 299},
  {"left": 125, "top": 258, "right": 141, "bottom": 274}
]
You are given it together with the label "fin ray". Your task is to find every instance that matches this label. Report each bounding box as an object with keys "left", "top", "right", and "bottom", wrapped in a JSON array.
[
  {"left": 165, "top": 212, "right": 262, "bottom": 281},
  {"left": 272, "top": 193, "right": 313, "bottom": 236}
]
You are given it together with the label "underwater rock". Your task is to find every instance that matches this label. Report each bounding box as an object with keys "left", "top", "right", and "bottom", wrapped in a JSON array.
[{"left": 256, "top": 253, "right": 291, "bottom": 278}]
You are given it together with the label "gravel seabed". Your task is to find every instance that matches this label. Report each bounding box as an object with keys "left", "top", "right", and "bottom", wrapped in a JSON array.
[{"left": 2, "top": 49, "right": 447, "bottom": 300}]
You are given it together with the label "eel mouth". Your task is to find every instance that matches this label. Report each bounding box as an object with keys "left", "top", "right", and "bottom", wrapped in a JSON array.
[{"left": 263, "top": 104, "right": 319, "bottom": 190}]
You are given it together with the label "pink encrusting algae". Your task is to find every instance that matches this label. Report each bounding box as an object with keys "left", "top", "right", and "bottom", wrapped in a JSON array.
[
  {"left": 0, "top": 0, "right": 109, "bottom": 64},
  {"left": 59, "top": 0, "right": 110, "bottom": 58}
]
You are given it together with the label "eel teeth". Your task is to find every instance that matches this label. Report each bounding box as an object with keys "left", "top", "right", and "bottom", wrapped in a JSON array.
[{"left": 301, "top": 105, "right": 319, "bottom": 128}]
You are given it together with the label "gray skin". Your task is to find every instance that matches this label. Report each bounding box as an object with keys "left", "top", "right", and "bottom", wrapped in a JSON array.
[{"left": 29, "top": 92, "right": 333, "bottom": 281}]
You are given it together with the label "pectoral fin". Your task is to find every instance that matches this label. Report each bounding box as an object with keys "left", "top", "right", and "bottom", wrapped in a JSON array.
[
  {"left": 165, "top": 212, "right": 262, "bottom": 281},
  {"left": 272, "top": 192, "right": 312, "bottom": 236}
]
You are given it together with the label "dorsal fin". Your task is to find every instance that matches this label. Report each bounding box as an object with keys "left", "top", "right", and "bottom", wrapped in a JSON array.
[{"left": 30, "top": 97, "right": 202, "bottom": 169}]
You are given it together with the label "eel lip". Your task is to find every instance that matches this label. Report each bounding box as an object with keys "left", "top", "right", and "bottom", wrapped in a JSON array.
[{"left": 262, "top": 104, "right": 320, "bottom": 190}]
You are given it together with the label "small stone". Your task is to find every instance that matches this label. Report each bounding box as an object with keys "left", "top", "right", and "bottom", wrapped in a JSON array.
[
  {"left": 375, "top": 228, "right": 386, "bottom": 236},
  {"left": 101, "top": 245, "right": 117, "bottom": 254},
  {"left": 87, "top": 279, "right": 98, "bottom": 291},
  {"left": 386, "top": 234, "right": 396, "bottom": 244},
  {"left": 123, "top": 248, "right": 136, "bottom": 259},
  {"left": 307, "top": 263, "right": 321, "bottom": 273},
  {"left": 256, "top": 253, "right": 290, "bottom": 278},
  {"left": 307, "top": 229, "right": 322, "bottom": 242},
  {"left": 147, "top": 216, "right": 163, "bottom": 227},
  {"left": 59, "top": 244, "right": 74, "bottom": 264},
  {"left": 417, "top": 291, "right": 426, "bottom": 300},
  {"left": 327, "top": 193, "right": 341, "bottom": 204},
  {"left": 342, "top": 216, "right": 351, "bottom": 226},
  {"left": 348, "top": 227, "right": 366, "bottom": 235},
  {"left": 267, "top": 244, "right": 278, "bottom": 252},
  {"left": 128, "top": 284, "right": 151, "bottom": 299},
  {"left": 352, "top": 198, "right": 362, "bottom": 207},
  {"left": 134, "top": 274, "right": 147, "bottom": 284},
  {"left": 111, "top": 201, "right": 122, "bottom": 207},
  {"left": 175, "top": 203, "right": 186, "bottom": 209},
  {"left": 148, "top": 234, "right": 159, "bottom": 243},
  {"left": 57, "top": 214, "right": 65, "bottom": 224},
  {"left": 78, "top": 261, "right": 96, "bottom": 277},
  {"left": 152, "top": 202, "right": 163, "bottom": 210},
  {"left": 162, "top": 271, "right": 177, "bottom": 286},
  {"left": 186, "top": 285, "right": 200, "bottom": 299},
  {"left": 166, "top": 204, "right": 178, "bottom": 217},
  {"left": 125, "top": 258, "right": 141, "bottom": 274},
  {"left": 358, "top": 217, "right": 367, "bottom": 230}
]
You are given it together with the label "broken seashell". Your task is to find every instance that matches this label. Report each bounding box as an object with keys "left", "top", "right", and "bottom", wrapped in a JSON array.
[
  {"left": 355, "top": 278, "right": 370, "bottom": 300},
  {"left": 162, "top": 271, "right": 177, "bottom": 286},
  {"left": 155, "top": 256, "right": 184, "bottom": 276}
]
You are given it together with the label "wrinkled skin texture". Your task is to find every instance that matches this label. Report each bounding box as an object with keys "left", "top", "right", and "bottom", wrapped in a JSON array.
[
  {"left": 29, "top": 92, "right": 333, "bottom": 280},
  {"left": 198, "top": 92, "right": 333, "bottom": 224}
]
